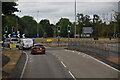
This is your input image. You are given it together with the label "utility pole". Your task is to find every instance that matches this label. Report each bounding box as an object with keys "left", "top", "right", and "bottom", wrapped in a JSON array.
[
  {"left": 74, "top": 0, "right": 77, "bottom": 38},
  {"left": 57, "top": 26, "right": 60, "bottom": 47},
  {"left": 37, "top": 11, "right": 39, "bottom": 37},
  {"left": 67, "top": 25, "right": 71, "bottom": 48}
]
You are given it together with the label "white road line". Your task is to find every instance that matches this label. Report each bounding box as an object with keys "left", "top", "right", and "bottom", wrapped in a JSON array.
[
  {"left": 72, "top": 51, "right": 75, "bottom": 52},
  {"left": 77, "top": 51, "right": 120, "bottom": 72},
  {"left": 20, "top": 51, "right": 29, "bottom": 78},
  {"left": 71, "top": 49, "right": 120, "bottom": 72},
  {"left": 61, "top": 61, "right": 66, "bottom": 68},
  {"left": 69, "top": 71, "right": 76, "bottom": 80},
  {"left": 89, "top": 55, "right": 120, "bottom": 72}
]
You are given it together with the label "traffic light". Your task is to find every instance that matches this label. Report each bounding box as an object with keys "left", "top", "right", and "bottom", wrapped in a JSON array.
[
  {"left": 12, "top": 27, "right": 15, "bottom": 34},
  {"left": 67, "top": 25, "right": 71, "bottom": 33},
  {"left": 58, "top": 26, "right": 61, "bottom": 33},
  {"left": 4, "top": 26, "right": 8, "bottom": 33}
]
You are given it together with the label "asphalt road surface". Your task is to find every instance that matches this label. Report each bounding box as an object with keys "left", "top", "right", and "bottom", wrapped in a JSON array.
[
  {"left": 22, "top": 47, "right": 120, "bottom": 79},
  {"left": 22, "top": 49, "right": 72, "bottom": 78}
]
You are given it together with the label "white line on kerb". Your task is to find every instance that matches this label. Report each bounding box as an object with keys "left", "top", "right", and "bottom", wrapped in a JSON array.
[
  {"left": 69, "top": 71, "right": 76, "bottom": 80},
  {"left": 61, "top": 61, "right": 66, "bottom": 68},
  {"left": 20, "top": 51, "right": 29, "bottom": 78},
  {"left": 77, "top": 51, "right": 120, "bottom": 72},
  {"left": 89, "top": 55, "right": 120, "bottom": 72}
]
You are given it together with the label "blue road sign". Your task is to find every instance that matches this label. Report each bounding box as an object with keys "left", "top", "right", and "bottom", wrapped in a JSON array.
[{"left": 13, "top": 34, "right": 17, "bottom": 37}]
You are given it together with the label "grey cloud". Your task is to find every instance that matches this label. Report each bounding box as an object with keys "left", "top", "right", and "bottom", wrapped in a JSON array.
[{"left": 16, "top": 1, "right": 118, "bottom": 24}]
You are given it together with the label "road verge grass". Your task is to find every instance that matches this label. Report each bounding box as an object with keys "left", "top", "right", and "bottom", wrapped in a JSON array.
[{"left": 2, "top": 48, "right": 22, "bottom": 78}]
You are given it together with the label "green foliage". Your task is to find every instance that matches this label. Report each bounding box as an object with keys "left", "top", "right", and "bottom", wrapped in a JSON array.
[
  {"left": 39, "top": 19, "right": 54, "bottom": 37},
  {"left": 43, "top": 32, "right": 47, "bottom": 38},
  {"left": 2, "top": 2, "right": 19, "bottom": 15},
  {"left": 2, "top": 15, "right": 16, "bottom": 33},
  {"left": 18, "top": 16, "right": 37, "bottom": 37},
  {"left": 77, "top": 13, "right": 93, "bottom": 35},
  {"left": 56, "top": 18, "right": 72, "bottom": 37}
]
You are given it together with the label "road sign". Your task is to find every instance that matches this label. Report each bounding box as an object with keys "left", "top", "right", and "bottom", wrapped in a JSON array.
[
  {"left": 13, "top": 34, "right": 17, "bottom": 37},
  {"left": 3, "top": 34, "right": 6, "bottom": 38},
  {"left": 22, "top": 34, "right": 25, "bottom": 38},
  {"left": 8, "top": 34, "right": 11, "bottom": 38},
  {"left": 17, "top": 34, "right": 20, "bottom": 38},
  {"left": 17, "top": 31, "right": 20, "bottom": 34}
]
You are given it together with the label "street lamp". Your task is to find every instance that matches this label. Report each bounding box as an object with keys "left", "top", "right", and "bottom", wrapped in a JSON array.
[
  {"left": 74, "top": 0, "right": 77, "bottom": 38},
  {"left": 16, "top": 10, "right": 21, "bottom": 34},
  {"left": 112, "top": 10, "right": 116, "bottom": 38},
  {"left": 37, "top": 11, "right": 40, "bottom": 37}
]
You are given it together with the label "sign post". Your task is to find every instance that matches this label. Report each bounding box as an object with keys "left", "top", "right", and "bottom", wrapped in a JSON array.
[
  {"left": 57, "top": 26, "right": 60, "bottom": 47},
  {"left": 67, "top": 25, "right": 71, "bottom": 48},
  {"left": 8, "top": 34, "right": 11, "bottom": 38},
  {"left": 22, "top": 34, "right": 25, "bottom": 38}
]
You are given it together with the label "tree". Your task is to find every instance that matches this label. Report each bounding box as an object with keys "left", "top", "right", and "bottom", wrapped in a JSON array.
[
  {"left": 56, "top": 18, "right": 72, "bottom": 37},
  {"left": 114, "top": 12, "right": 120, "bottom": 36},
  {"left": 18, "top": 16, "right": 37, "bottom": 37},
  {"left": 2, "top": 2, "right": 19, "bottom": 15},
  {"left": 77, "top": 13, "right": 92, "bottom": 36},
  {"left": 92, "top": 14, "right": 102, "bottom": 37},
  {"left": 2, "top": 15, "right": 17, "bottom": 34},
  {"left": 39, "top": 19, "right": 54, "bottom": 37}
]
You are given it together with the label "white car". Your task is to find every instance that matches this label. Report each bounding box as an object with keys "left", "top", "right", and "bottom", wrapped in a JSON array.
[{"left": 19, "top": 38, "right": 33, "bottom": 50}]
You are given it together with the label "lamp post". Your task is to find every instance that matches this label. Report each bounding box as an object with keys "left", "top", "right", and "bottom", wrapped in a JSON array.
[
  {"left": 16, "top": 10, "right": 21, "bottom": 35},
  {"left": 112, "top": 10, "right": 116, "bottom": 38},
  {"left": 37, "top": 11, "right": 40, "bottom": 38},
  {"left": 74, "top": 0, "right": 77, "bottom": 38}
]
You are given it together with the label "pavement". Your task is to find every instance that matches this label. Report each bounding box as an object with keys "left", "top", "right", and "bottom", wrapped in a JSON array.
[{"left": 21, "top": 47, "right": 120, "bottom": 79}]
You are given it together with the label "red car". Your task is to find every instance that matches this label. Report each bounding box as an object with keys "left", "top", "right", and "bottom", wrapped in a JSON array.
[{"left": 31, "top": 44, "right": 45, "bottom": 54}]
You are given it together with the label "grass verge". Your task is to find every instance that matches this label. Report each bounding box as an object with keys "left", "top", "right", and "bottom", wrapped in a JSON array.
[{"left": 2, "top": 48, "right": 22, "bottom": 78}]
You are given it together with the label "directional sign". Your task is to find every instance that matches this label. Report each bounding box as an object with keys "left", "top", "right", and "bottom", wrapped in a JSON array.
[
  {"left": 13, "top": 34, "right": 17, "bottom": 37},
  {"left": 17, "top": 34, "right": 20, "bottom": 38},
  {"left": 22, "top": 34, "right": 25, "bottom": 38},
  {"left": 3, "top": 34, "right": 6, "bottom": 38},
  {"left": 8, "top": 34, "right": 11, "bottom": 38}
]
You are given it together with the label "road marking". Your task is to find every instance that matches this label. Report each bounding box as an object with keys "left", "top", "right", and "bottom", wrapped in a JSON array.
[
  {"left": 69, "top": 71, "right": 76, "bottom": 80},
  {"left": 77, "top": 51, "right": 120, "bottom": 72},
  {"left": 20, "top": 51, "right": 29, "bottom": 78},
  {"left": 89, "top": 55, "right": 120, "bottom": 72},
  {"left": 78, "top": 52, "right": 80, "bottom": 54},
  {"left": 61, "top": 61, "right": 66, "bottom": 68},
  {"left": 72, "top": 51, "right": 75, "bottom": 52},
  {"left": 70, "top": 49, "right": 120, "bottom": 72}
]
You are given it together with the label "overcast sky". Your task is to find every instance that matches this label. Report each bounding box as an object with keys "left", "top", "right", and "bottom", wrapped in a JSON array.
[{"left": 15, "top": 0, "right": 119, "bottom": 24}]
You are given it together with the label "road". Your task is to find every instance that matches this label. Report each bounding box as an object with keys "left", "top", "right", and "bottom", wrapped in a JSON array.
[{"left": 22, "top": 47, "right": 119, "bottom": 79}]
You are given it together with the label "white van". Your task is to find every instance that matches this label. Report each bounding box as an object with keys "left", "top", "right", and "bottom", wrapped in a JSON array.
[{"left": 18, "top": 38, "right": 33, "bottom": 50}]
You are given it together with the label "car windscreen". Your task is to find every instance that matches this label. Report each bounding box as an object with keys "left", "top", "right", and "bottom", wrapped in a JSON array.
[
  {"left": 11, "top": 39, "right": 18, "bottom": 41},
  {"left": 34, "top": 45, "right": 44, "bottom": 47},
  {"left": 23, "top": 40, "right": 33, "bottom": 43}
]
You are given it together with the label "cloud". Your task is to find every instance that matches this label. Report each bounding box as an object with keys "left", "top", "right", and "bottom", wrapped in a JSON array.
[
  {"left": 16, "top": 0, "right": 118, "bottom": 24},
  {"left": 18, "top": 0, "right": 119, "bottom": 2}
]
